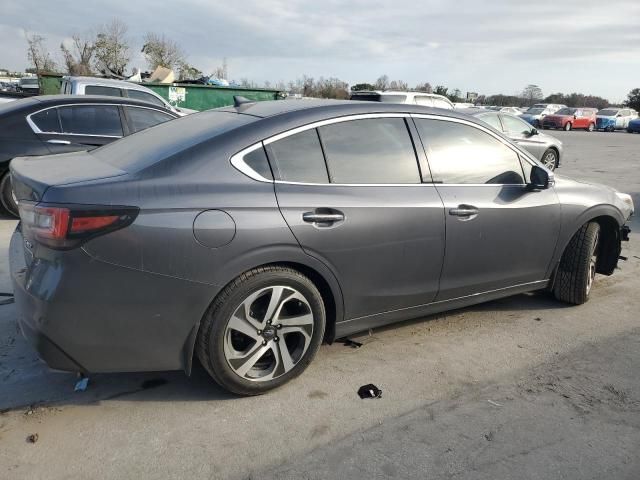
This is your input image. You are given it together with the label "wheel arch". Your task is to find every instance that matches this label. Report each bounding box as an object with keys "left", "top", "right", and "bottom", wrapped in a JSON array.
[
  {"left": 183, "top": 255, "right": 344, "bottom": 375},
  {"left": 549, "top": 207, "right": 624, "bottom": 282}
]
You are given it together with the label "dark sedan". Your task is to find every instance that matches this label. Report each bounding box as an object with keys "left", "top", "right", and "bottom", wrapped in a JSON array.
[
  {"left": 0, "top": 95, "right": 179, "bottom": 215},
  {"left": 9, "top": 100, "right": 634, "bottom": 395}
]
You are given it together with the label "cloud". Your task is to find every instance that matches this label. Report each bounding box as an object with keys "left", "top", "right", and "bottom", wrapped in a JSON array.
[{"left": 0, "top": 0, "right": 638, "bottom": 100}]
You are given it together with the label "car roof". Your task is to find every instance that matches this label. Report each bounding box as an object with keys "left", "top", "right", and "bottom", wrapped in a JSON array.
[
  {"left": 36, "top": 95, "right": 176, "bottom": 111},
  {"left": 217, "top": 99, "right": 469, "bottom": 121},
  {"left": 63, "top": 76, "right": 152, "bottom": 92}
]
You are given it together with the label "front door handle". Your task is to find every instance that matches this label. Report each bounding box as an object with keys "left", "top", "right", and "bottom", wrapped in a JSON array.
[
  {"left": 302, "top": 210, "right": 345, "bottom": 226},
  {"left": 449, "top": 205, "right": 479, "bottom": 217},
  {"left": 47, "top": 139, "right": 71, "bottom": 145}
]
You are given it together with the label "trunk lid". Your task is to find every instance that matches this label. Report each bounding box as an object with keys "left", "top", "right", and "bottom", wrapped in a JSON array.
[{"left": 10, "top": 151, "right": 127, "bottom": 202}]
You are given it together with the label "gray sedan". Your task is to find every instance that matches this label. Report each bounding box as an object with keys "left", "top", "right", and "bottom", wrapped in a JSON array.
[
  {"left": 9, "top": 100, "right": 634, "bottom": 395},
  {"left": 462, "top": 108, "right": 563, "bottom": 170}
]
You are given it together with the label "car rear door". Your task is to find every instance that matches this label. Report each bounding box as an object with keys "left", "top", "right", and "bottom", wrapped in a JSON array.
[
  {"left": 269, "top": 114, "right": 446, "bottom": 321},
  {"left": 33, "top": 104, "right": 124, "bottom": 154},
  {"left": 413, "top": 115, "right": 561, "bottom": 300}
]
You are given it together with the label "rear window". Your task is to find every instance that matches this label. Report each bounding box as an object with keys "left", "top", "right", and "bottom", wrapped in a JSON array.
[
  {"left": 85, "top": 85, "right": 123, "bottom": 97},
  {"left": 350, "top": 93, "right": 407, "bottom": 103},
  {"left": 93, "top": 111, "right": 256, "bottom": 172},
  {"left": 127, "top": 89, "right": 167, "bottom": 108},
  {"left": 125, "top": 106, "right": 174, "bottom": 133}
]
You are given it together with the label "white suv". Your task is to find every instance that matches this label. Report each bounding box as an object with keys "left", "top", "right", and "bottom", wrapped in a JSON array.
[
  {"left": 60, "top": 76, "right": 196, "bottom": 116},
  {"left": 350, "top": 90, "right": 454, "bottom": 109}
]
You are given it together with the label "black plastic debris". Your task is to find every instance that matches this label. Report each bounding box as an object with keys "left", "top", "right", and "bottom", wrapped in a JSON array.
[
  {"left": 27, "top": 433, "right": 39, "bottom": 444},
  {"left": 358, "top": 384, "right": 382, "bottom": 399},
  {"left": 340, "top": 338, "right": 363, "bottom": 349}
]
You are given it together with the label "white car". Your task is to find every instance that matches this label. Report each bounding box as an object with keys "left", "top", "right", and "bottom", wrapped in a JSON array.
[
  {"left": 60, "top": 76, "right": 196, "bottom": 116},
  {"left": 520, "top": 103, "right": 566, "bottom": 127},
  {"left": 350, "top": 90, "right": 454, "bottom": 109},
  {"left": 595, "top": 107, "right": 639, "bottom": 131}
]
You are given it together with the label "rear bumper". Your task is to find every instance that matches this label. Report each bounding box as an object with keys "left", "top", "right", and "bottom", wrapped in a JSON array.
[{"left": 10, "top": 226, "right": 216, "bottom": 374}]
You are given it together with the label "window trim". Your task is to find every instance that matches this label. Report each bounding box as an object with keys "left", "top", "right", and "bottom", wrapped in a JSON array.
[
  {"left": 229, "top": 112, "right": 543, "bottom": 187},
  {"left": 27, "top": 103, "right": 172, "bottom": 138}
]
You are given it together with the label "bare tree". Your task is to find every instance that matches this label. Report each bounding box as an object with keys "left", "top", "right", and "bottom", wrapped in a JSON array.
[
  {"left": 211, "top": 58, "right": 228, "bottom": 80},
  {"left": 177, "top": 62, "right": 202, "bottom": 80},
  {"left": 521, "top": 84, "right": 543, "bottom": 105},
  {"left": 60, "top": 34, "right": 95, "bottom": 75},
  {"left": 374, "top": 75, "right": 389, "bottom": 90},
  {"left": 141, "top": 32, "right": 185, "bottom": 71},
  {"left": 94, "top": 19, "right": 130, "bottom": 76},
  {"left": 415, "top": 82, "right": 433, "bottom": 93},
  {"left": 26, "top": 32, "right": 57, "bottom": 73},
  {"left": 388, "top": 80, "right": 408, "bottom": 91}
]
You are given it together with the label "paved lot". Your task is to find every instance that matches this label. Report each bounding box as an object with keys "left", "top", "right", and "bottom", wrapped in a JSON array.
[{"left": 0, "top": 130, "right": 638, "bottom": 479}]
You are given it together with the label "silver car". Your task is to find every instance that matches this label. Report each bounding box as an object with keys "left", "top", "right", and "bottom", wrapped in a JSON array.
[{"left": 463, "top": 108, "right": 563, "bottom": 170}]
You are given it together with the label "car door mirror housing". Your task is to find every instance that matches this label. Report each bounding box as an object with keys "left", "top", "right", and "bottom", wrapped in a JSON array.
[
  {"left": 530, "top": 128, "right": 538, "bottom": 136},
  {"left": 528, "top": 165, "right": 550, "bottom": 190}
]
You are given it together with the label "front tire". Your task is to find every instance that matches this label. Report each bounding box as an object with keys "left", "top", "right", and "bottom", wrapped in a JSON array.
[
  {"left": 541, "top": 149, "right": 558, "bottom": 171},
  {"left": 196, "top": 266, "right": 326, "bottom": 395},
  {"left": 0, "top": 173, "right": 18, "bottom": 217},
  {"left": 564, "top": 122, "right": 572, "bottom": 131},
  {"left": 553, "top": 222, "right": 600, "bottom": 305}
]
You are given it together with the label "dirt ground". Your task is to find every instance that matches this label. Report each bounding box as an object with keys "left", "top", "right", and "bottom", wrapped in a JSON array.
[{"left": 0, "top": 130, "right": 638, "bottom": 479}]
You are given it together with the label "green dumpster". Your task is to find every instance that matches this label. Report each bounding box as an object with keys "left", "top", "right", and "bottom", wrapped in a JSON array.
[{"left": 144, "top": 83, "right": 283, "bottom": 111}]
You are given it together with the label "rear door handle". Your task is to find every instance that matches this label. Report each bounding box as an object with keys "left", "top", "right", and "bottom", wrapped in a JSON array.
[
  {"left": 449, "top": 205, "right": 479, "bottom": 217},
  {"left": 47, "top": 139, "right": 71, "bottom": 145},
  {"left": 302, "top": 210, "right": 345, "bottom": 225}
]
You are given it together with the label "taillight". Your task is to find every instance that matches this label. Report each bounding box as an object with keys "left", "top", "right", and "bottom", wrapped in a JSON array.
[{"left": 19, "top": 202, "right": 139, "bottom": 250}]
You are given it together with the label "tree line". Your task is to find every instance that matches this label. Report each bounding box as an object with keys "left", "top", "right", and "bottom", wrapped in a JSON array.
[{"left": 20, "top": 23, "right": 637, "bottom": 108}]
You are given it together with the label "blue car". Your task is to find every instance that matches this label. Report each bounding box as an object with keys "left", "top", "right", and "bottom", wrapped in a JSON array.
[{"left": 627, "top": 117, "right": 640, "bottom": 133}]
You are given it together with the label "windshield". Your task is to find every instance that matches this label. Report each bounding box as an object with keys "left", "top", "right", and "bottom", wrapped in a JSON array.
[
  {"left": 554, "top": 108, "right": 576, "bottom": 115},
  {"left": 597, "top": 109, "right": 618, "bottom": 116},
  {"left": 350, "top": 93, "right": 407, "bottom": 103},
  {"left": 525, "top": 108, "right": 544, "bottom": 115}
]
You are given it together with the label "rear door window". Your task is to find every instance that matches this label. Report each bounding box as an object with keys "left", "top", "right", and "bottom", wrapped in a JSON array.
[
  {"left": 85, "top": 85, "right": 122, "bottom": 97},
  {"left": 59, "top": 105, "right": 123, "bottom": 136},
  {"left": 266, "top": 129, "right": 328, "bottom": 183},
  {"left": 125, "top": 106, "right": 174, "bottom": 133},
  {"left": 501, "top": 115, "right": 532, "bottom": 135},
  {"left": 415, "top": 118, "right": 524, "bottom": 185},
  {"left": 127, "top": 90, "right": 167, "bottom": 108},
  {"left": 318, "top": 118, "right": 421, "bottom": 184},
  {"left": 30, "top": 108, "right": 61, "bottom": 133}
]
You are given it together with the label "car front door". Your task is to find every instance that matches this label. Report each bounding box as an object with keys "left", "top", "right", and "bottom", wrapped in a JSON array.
[
  {"left": 413, "top": 116, "right": 561, "bottom": 300},
  {"left": 30, "top": 104, "right": 124, "bottom": 154},
  {"left": 269, "top": 115, "right": 446, "bottom": 321},
  {"left": 499, "top": 114, "right": 547, "bottom": 159}
]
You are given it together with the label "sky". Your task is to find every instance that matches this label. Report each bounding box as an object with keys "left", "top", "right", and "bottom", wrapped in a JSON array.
[{"left": 1, "top": 0, "right": 639, "bottom": 102}]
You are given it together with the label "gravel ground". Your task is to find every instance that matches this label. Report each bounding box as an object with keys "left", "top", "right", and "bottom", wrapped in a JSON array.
[{"left": 0, "top": 129, "right": 638, "bottom": 479}]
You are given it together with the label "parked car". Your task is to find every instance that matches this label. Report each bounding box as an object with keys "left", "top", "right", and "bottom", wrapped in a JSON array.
[
  {"left": 541, "top": 107, "right": 597, "bottom": 131},
  {"left": 350, "top": 90, "right": 454, "bottom": 109},
  {"left": 520, "top": 104, "right": 566, "bottom": 127},
  {"left": 495, "top": 107, "right": 523, "bottom": 116},
  {"left": 0, "top": 95, "right": 179, "bottom": 216},
  {"left": 596, "top": 108, "right": 639, "bottom": 131},
  {"left": 463, "top": 108, "right": 563, "bottom": 170},
  {"left": 9, "top": 99, "right": 633, "bottom": 395},
  {"left": 627, "top": 117, "right": 640, "bottom": 133},
  {"left": 18, "top": 77, "right": 40, "bottom": 94},
  {"left": 61, "top": 76, "right": 196, "bottom": 116}
]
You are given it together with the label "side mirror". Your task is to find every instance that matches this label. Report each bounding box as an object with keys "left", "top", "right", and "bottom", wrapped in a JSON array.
[
  {"left": 528, "top": 165, "right": 551, "bottom": 190},
  {"left": 530, "top": 128, "right": 539, "bottom": 136}
]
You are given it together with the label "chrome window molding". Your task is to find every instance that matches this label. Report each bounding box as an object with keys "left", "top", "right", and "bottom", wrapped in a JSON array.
[
  {"left": 26, "top": 103, "right": 171, "bottom": 138},
  {"left": 229, "top": 112, "right": 546, "bottom": 188}
]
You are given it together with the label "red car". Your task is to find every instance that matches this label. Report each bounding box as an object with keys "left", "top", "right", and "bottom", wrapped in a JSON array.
[{"left": 542, "top": 107, "right": 597, "bottom": 131}]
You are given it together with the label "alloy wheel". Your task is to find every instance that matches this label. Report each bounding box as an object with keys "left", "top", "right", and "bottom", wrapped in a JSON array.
[
  {"left": 223, "top": 286, "right": 314, "bottom": 382},
  {"left": 542, "top": 150, "right": 557, "bottom": 170}
]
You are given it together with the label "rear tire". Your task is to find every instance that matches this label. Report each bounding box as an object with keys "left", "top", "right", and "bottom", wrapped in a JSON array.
[
  {"left": 196, "top": 266, "right": 326, "bottom": 396},
  {"left": 0, "top": 173, "right": 18, "bottom": 217},
  {"left": 564, "top": 122, "right": 572, "bottom": 131},
  {"left": 553, "top": 222, "right": 600, "bottom": 305}
]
